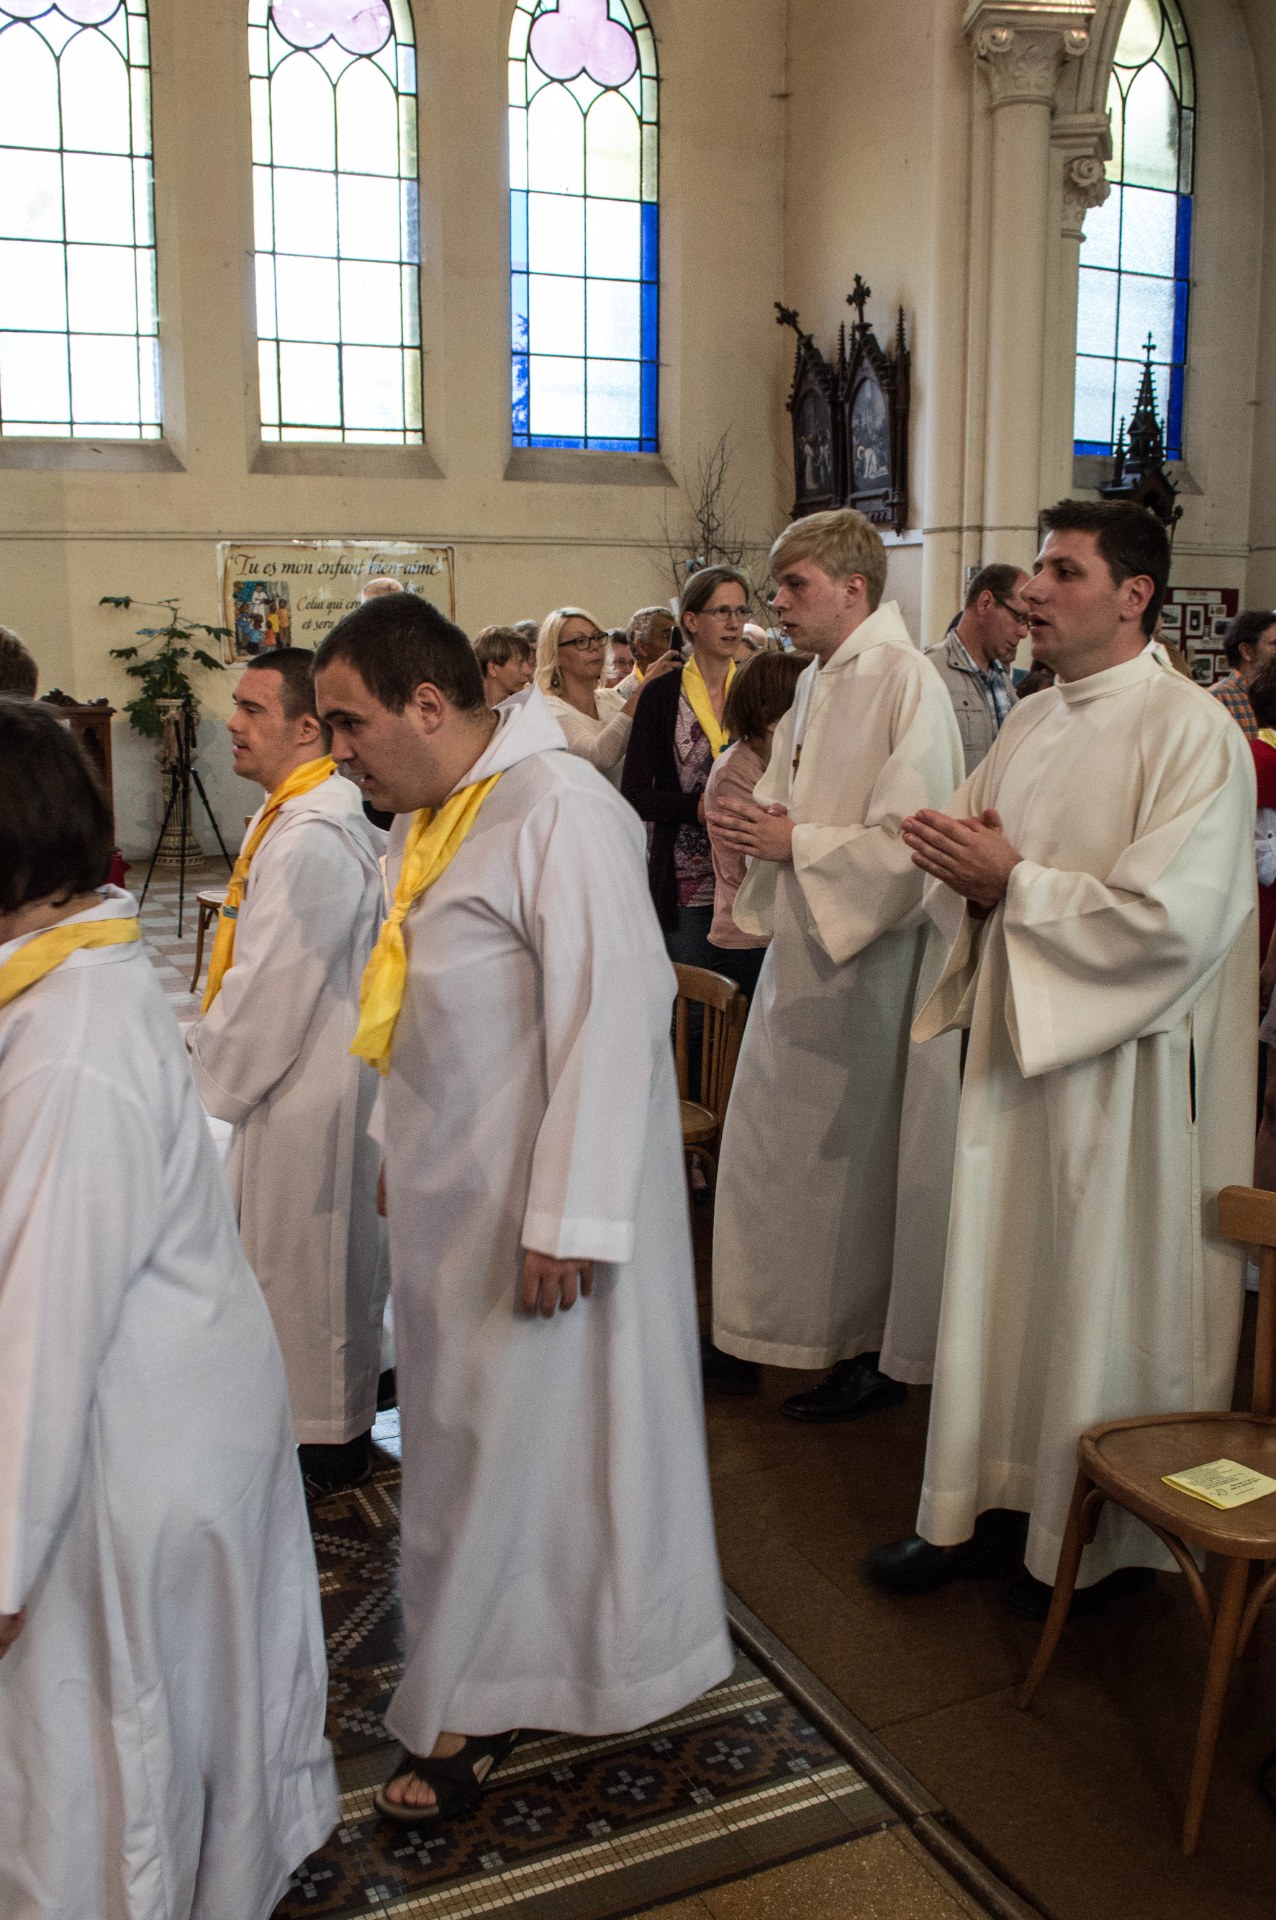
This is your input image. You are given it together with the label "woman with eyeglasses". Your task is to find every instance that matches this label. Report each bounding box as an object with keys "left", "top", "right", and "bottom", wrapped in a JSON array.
[
  {"left": 621, "top": 566, "right": 756, "bottom": 990},
  {"left": 536, "top": 607, "right": 675, "bottom": 788}
]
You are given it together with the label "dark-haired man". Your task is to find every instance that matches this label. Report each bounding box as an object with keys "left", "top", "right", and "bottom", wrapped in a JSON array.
[
  {"left": 1209, "top": 608, "right": 1276, "bottom": 740},
  {"left": 926, "top": 564, "right": 1028, "bottom": 774},
  {"left": 188, "top": 649, "right": 388, "bottom": 1497},
  {"left": 313, "top": 595, "right": 729, "bottom": 1824},
  {"left": 867, "top": 500, "right": 1257, "bottom": 1614},
  {"left": 0, "top": 625, "right": 37, "bottom": 698}
]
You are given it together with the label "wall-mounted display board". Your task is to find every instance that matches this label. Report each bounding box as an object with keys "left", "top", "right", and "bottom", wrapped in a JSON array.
[
  {"left": 217, "top": 541, "right": 456, "bottom": 664},
  {"left": 1160, "top": 587, "right": 1239, "bottom": 686}
]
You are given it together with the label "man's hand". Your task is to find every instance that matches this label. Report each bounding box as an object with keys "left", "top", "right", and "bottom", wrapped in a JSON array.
[
  {"left": 0, "top": 1610, "right": 25, "bottom": 1660},
  {"left": 521, "top": 1249, "right": 595, "bottom": 1318},
  {"left": 706, "top": 796, "right": 795, "bottom": 863},
  {"left": 900, "top": 807, "right": 1021, "bottom": 909}
]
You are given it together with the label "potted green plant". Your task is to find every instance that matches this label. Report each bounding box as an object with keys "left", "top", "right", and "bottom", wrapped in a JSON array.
[{"left": 102, "top": 596, "right": 229, "bottom": 737}]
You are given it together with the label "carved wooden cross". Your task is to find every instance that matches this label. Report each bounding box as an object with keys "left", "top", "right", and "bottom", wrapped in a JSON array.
[{"left": 847, "top": 276, "right": 872, "bottom": 330}]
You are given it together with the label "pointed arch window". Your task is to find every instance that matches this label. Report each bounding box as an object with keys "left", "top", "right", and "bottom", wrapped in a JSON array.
[
  {"left": 509, "top": 0, "right": 659, "bottom": 452},
  {"left": 1074, "top": 0, "right": 1194, "bottom": 460},
  {"left": 0, "top": 0, "right": 159, "bottom": 440},
  {"left": 249, "top": 0, "right": 422, "bottom": 444}
]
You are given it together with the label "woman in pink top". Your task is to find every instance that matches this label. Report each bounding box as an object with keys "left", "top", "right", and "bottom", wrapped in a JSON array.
[{"left": 705, "top": 649, "right": 809, "bottom": 1003}]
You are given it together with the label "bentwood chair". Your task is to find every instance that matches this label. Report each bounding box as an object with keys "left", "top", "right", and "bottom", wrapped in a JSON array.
[
  {"left": 673, "top": 963, "right": 747, "bottom": 1192},
  {"left": 1018, "top": 1184, "right": 1276, "bottom": 1854},
  {"left": 189, "top": 887, "right": 228, "bottom": 993}
]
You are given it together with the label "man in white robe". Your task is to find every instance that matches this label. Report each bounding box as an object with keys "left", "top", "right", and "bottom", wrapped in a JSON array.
[
  {"left": 708, "top": 508, "right": 964, "bottom": 1417},
  {"left": 867, "top": 499, "right": 1257, "bottom": 1610},
  {"left": 0, "top": 700, "right": 336, "bottom": 1919},
  {"left": 188, "top": 648, "right": 388, "bottom": 1495},
  {"left": 313, "top": 598, "right": 731, "bottom": 1823}
]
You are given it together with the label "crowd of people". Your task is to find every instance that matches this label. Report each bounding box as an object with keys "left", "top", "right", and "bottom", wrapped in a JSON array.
[{"left": 0, "top": 497, "right": 1266, "bottom": 1916}]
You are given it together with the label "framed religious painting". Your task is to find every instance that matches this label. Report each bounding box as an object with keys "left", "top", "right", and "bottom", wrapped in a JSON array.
[
  {"left": 776, "top": 306, "right": 841, "bottom": 520},
  {"left": 841, "top": 286, "right": 910, "bottom": 535}
]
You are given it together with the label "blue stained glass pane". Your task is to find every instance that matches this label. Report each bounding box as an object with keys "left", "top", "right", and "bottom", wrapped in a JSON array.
[
  {"left": 641, "top": 200, "right": 658, "bottom": 283},
  {"left": 511, "top": 188, "right": 528, "bottom": 272},
  {"left": 512, "top": 272, "right": 529, "bottom": 350},
  {"left": 1171, "top": 279, "right": 1188, "bottom": 363},
  {"left": 1167, "top": 362, "right": 1184, "bottom": 459},
  {"left": 1075, "top": 439, "right": 1112, "bottom": 458},
  {"left": 641, "top": 354, "right": 656, "bottom": 444},
  {"left": 1174, "top": 193, "right": 1192, "bottom": 278},
  {"left": 641, "top": 277, "right": 657, "bottom": 356},
  {"left": 512, "top": 350, "right": 529, "bottom": 437}
]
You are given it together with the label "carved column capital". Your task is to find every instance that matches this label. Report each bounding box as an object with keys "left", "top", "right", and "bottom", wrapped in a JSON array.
[
  {"left": 1052, "top": 108, "right": 1113, "bottom": 239},
  {"left": 963, "top": 2, "right": 1095, "bottom": 109}
]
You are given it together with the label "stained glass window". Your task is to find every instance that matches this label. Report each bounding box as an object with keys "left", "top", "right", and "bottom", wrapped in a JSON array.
[
  {"left": 1074, "top": 0, "right": 1194, "bottom": 460},
  {"left": 509, "top": 0, "right": 658, "bottom": 452},
  {"left": 0, "top": 0, "right": 158, "bottom": 440},
  {"left": 249, "top": 0, "right": 421, "bottom": 445}
]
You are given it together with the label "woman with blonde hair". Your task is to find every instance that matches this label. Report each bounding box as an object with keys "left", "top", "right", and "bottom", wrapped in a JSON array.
[{"left": 536, "top": 606, "right": 674, "bottom": 788}]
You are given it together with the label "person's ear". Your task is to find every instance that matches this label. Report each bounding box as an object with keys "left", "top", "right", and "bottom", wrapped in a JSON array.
[
  {"left": 409, "top": 681, "right": 448, "bottom": 732},
  {"left": 1119, "top": 574, "right": 1155, "bottom": 628}
]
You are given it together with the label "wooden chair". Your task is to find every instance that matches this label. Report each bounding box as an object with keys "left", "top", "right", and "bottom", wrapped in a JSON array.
[
  {"left": 673, "top": 962, "right": 746, "bottom": 1191},
  {"left": 189, "top": 887, "right": 228, "bottom": 993},
  {"left": 1018, "top": 1184, "right": 1276, "bottom": 1854}
]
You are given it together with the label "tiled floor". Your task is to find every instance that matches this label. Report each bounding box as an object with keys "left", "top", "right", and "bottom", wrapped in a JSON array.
[{"left": 131, "top": 855, "right": 229, "bottom": 1020}]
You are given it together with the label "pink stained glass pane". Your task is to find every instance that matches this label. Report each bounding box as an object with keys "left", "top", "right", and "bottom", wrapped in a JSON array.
[
  {"left": 269, "top": 0, "right": 391, "bottom": 55},
  {"left": 529, "top": 0, "right": 636, "bottom": 88},
  {"left": 2, "top": 0, "right": 120, "bottom": 20}
]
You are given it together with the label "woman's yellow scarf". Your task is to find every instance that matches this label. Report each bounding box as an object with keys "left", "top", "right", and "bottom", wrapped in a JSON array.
[
  {"left": 201, "top": 756, "right": 336, "bottom": 1010},
  {"left": 681, "top": 655, "right": 735, "bottom": 759},
  {"left": 0, "top": 917, "right": 139, "bottom": 1011},
  {"left": 351, "top": 773, "right": 504, "bottom": 1075},
  {"left": 1260, "top": 729, "right": 1276, "bottom": 752}
]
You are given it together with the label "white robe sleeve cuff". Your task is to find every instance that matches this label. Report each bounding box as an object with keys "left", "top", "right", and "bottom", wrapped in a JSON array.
[{"left": 522, "top": 1210, "right": 636, "bottom": 1267}]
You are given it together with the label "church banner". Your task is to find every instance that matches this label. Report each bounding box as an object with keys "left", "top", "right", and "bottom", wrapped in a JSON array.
[{"left": 217, "top": 540, "right": 456, "bottom": 664}]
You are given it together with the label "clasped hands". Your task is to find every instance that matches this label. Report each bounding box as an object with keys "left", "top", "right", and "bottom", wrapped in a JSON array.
[
  {"left": 901, "top": 807, "right": 1021, "bottom": 910},
  {"left": 705, "top": 796, "right": 794, "bottom": 863}
]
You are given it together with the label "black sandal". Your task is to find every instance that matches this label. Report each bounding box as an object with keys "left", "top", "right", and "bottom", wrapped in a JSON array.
[{"left": 373, "top": 1730, "right": 521, "bottom": 1825}]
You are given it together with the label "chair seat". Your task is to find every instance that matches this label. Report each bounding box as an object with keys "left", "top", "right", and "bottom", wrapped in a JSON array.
[
  {"left": 196, "top": 888, "right": 227, "bottom": 911},
  {"left": 680, "top": 1099, "right": 718, "bottom": 1146},
  {"left": 1081, "top": 1412, "right": 1276, "bottom": 1556}
]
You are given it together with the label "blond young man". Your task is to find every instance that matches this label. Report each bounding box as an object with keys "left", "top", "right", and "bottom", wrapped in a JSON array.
[{"left": 709, "top": 510, "right": 964, "bottom": 1415}]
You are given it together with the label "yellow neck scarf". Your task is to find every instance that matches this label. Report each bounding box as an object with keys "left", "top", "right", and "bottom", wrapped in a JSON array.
[
  {"left": 0, "top": 916, "right": 140, "bottom": 1011},
  {"left": 201, "top": 755, "right": 336, "bottom": 1011},
  {"left": 681, "top": 656, "right": 735, "bottom": 759},
  {"left": 352, "top": 771, "right": 504, "bottom": 1075},
  {"left": 1261, "top": 729, "right": 1276, "bottom": 752}
]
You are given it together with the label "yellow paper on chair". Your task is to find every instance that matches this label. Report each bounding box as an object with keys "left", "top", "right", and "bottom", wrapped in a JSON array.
[{"left": 1162, "top": 1459, "right": 1276, "bottom": 1510}]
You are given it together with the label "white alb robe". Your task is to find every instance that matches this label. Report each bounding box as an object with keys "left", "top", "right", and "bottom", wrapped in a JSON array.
[
  {"left": 377, "top": 690, "right": 732, "bottom": 1754},
  {"left": 913, "top": 653, "right": 1257, "bottom": 1585},
  {"left": 0, "top": 890, "right": 337, "bottom": 1920},
  {"left": 190, "top": 771, "right": 388, "bottom": 1443},
  {"left": 712, "top": 602, "right": 965, "bottom": 1373}
]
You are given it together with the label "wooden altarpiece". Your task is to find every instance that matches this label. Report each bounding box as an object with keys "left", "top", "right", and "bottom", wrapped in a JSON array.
[{"left": 776, "top": 276, "right": 911, "bottom": 535}]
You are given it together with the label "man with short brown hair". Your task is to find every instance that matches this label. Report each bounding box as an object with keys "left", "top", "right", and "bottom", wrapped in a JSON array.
[
  {"left": 0, "top": 625, "right": 37, "bottom": 698},
  {"left": 708, "top": 509, "right": 964, "bottom": 1417}
]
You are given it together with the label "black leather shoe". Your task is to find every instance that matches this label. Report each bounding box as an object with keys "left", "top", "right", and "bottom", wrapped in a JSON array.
[
  {"left": 865, "top": 1510, "right": 1028, "bottom": 1595},
  {"left": 299, "top": 1430, "right": 373, "bottom": 1501},
  {"left": 1005, "top": 1565, "right": 1155, "bottom": 1621},
  {"left": 701, "top": 1340, "right": 762, "bottom": 1395},
  {"left": 376, "top": 1367, "right": 397, "bottom": 1411},
  {"left": 781, "top": 1353, "right": 907, "bottom": 1423}
]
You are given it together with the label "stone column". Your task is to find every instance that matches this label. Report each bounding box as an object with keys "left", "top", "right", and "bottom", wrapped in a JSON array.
[
  {"left": 963, "top": 2, "right": 1094, "bottom": 567},
  {"left": 1044, "top": 111, "right": 1112, "bottom": 501}
]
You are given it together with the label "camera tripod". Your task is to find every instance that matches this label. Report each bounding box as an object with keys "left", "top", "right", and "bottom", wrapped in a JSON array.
[{"left": 138, "top": 697, "right": 233, "bottom": 936}]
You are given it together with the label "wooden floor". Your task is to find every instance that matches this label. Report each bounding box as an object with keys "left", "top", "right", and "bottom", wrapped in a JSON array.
[{"left": 694, "top": 1197, "right": 1276, "bottom": 1920}]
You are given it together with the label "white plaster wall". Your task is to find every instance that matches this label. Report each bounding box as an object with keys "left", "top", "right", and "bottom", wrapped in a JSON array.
[{"left": 0, "top": 0, "right": 790, "bottom": 856}]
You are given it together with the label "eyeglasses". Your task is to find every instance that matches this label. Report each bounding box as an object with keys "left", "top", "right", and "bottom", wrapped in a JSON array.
[
  {"left": 699, "top": 605, "right": 749, "bottom": 622},
  {"left": 994, "top": 598, "right": 1031, "bottom": 630},
  {"left": 559, "top": 631, "right": 606, "bottom": 651}
]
